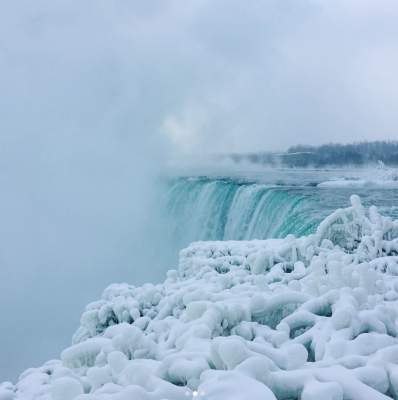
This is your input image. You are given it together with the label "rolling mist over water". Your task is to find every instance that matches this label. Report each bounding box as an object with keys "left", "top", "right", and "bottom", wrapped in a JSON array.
[
  {"left": 0, "top": 132, "right": 168, "bottom": 380},
  {"left": 0, "top": 2, "right": 170, "bottom": 381}
]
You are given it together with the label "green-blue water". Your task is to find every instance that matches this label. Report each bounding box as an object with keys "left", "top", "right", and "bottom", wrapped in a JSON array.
[{"left": 163, "top": 175, "right": 398, "bottom": 254}]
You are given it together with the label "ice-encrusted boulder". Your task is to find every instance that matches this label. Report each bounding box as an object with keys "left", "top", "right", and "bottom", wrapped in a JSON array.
[{"left": 4, "top": 196, "right": 398, "bottom": 399}]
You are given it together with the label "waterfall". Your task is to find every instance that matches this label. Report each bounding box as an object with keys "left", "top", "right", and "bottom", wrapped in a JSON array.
[{"left": 163, "top": 177, "right": 319, "bottom": 251}]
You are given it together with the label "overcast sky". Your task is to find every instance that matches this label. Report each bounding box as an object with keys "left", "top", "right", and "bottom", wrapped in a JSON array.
[
  {"left": 1, "top": 0, "right": 398, "bottom": 381},
  {"left": 1, "top": 0, "right": 398, "bottom": 156}
]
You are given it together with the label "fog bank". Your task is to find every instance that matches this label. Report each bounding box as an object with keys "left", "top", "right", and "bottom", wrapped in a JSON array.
[{"left": 0, "top": 1, "right": 169, "bottom": 381}]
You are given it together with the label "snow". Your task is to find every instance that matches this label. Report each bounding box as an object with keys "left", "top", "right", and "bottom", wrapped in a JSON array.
[
  {"left": 51, "top": 378, "right": 83, "bottom": 400},
  {"left": 317, "top": 179, "right": 398, "bottom": 189},
  {"left": 317, "top": 164, "right": 398, "bottom": 189},
  {"left": 3, "top": 195, "right": 398, "bottom": 399}
]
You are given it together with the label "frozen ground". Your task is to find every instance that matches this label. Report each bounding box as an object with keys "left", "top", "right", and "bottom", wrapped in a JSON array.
[{"left": 3, "top": 196, "right": 398, "bottom": 399}]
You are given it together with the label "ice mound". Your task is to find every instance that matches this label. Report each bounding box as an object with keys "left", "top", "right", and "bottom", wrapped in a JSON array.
[
  {"left": 318, "top": 164, "right": 398, "bottom": 189},
  {"left": 4, "top": 195, "right": 398, "bottom": 400},
  {"left": 317, "top": 179, "right": 398, "bottom": 189}
]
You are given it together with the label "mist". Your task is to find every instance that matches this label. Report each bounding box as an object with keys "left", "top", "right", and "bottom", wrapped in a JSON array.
[{"left": 0, "top": 0, "right": 171, "bottom": 381}]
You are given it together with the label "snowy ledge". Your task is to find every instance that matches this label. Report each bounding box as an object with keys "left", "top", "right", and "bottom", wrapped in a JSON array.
[{"left": 3, "top": 195, "right": 398, "bottom": 400}]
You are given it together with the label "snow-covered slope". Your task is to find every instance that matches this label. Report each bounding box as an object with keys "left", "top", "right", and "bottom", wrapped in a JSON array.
[{"left": 3, "top": 195, "right": 398, "bottom": 400}]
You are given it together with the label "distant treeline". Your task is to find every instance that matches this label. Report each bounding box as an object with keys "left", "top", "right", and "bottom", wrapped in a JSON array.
[{"left": 229, "top": 141, "right": 398, "bottom": 167}]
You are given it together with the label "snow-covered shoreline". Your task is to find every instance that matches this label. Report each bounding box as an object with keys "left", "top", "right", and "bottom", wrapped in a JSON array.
[
  {"left": 317, "top": 164, "right": 398, "bottom": 189},
  {"left": 3, "top": 195, "right": 398, "bottom": 400},
  {"left": 318, "top": 179, "right": 398, "bottom": 189}
]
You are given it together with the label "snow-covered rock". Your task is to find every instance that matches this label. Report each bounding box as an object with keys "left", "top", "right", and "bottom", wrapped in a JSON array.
[{"left": 4, "top": 195, "right": 398, "bottom": 399}]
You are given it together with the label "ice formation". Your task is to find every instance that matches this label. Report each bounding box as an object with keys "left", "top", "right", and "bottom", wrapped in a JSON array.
[
  {"left": 317, "top": 164, "right": 398, "bottom": 189},
  {"left": 3, "top": 195, "right": 398, "bottom": 399},
  {"left": 317, "top": 179, "right": 398, "bottom": 189}
]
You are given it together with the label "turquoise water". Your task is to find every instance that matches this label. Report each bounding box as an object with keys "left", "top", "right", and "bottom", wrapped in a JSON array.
[{"left": 163, "top": 175, "right": 398, "bottom": 254}]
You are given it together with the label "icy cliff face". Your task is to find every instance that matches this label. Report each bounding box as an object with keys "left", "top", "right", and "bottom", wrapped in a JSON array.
[{"left": 3, "top": 195, "right": 398, "bottom": 400}]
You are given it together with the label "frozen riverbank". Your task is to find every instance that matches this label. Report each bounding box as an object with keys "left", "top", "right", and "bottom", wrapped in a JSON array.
[{"left": 3, "top": 196, "right": 398, "bottom": 399}]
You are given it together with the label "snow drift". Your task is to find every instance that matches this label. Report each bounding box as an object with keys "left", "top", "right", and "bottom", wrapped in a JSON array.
[{"left": 3, "top": 195, "right": 398, "bottom": 399}]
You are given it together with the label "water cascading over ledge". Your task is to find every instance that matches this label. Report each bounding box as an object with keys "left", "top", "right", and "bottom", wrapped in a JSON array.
[{"left": 164, "top": 177, "right": 319, "bottom": 246}]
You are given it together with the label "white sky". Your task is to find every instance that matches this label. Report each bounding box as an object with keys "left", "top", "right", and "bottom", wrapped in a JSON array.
[{"left": 1, "top": 0, "right": 398, "bottom": 155}]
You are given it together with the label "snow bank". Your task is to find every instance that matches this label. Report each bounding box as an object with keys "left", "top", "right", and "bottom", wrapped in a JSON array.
[{"left": 3, "top": 195, "right": 398, "bottom": 399}]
